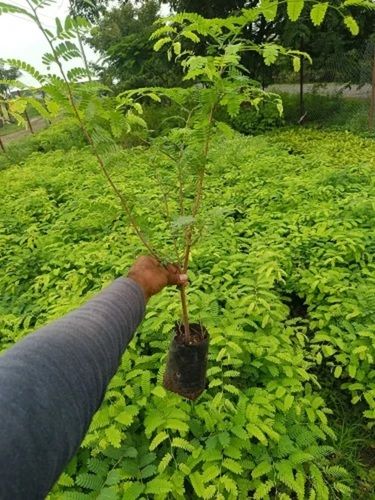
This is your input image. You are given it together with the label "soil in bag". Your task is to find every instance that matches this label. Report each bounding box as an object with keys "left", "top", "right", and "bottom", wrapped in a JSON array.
[{"left": 163, "top": 323, "right": 209, "bottom": 400}]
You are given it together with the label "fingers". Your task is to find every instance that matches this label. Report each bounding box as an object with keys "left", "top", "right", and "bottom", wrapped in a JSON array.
[
  {"left": 135, "top": 256, "right": 188, "bottom": 288},
  {"left": 178, "top": 274, "right": 188, "bottom": 286},
  {"left": 164, "top": 263, "right": 188, "bottom": 287}
]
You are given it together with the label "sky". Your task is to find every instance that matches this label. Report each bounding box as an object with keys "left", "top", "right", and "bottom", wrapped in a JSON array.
[
  {"left": 0, "top": 0, "right": 97, "bottom": 85},
  {"left": 0, "top": 0, "right": 169, "bottom": 86}
]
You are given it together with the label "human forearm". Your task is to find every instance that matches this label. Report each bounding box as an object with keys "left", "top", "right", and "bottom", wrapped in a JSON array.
[{"left": 0, "top": 277, "right": 145, "bottom": 499}]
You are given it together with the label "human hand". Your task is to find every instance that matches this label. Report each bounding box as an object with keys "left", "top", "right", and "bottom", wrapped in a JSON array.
[{"left": 128, "top": 256, "right": 188, "bottom": 301}]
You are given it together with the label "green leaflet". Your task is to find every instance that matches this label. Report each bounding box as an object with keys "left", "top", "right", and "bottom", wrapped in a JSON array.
[
  {"left": 154, "top": 37, "right": 171, "bottom": 52},
  {"left": 344, "top": 15, "right": 360, "bottom": 35},
  {"left": 252, "top": 460, "right": 272, "bottom": 479},
  {"left": 287, "top": 0, "right": 305, "bottom": 22},
  {"left": 261, "top": 0, "right": 278, "bottom": 21},
  {"left": 310, "top": 2, "right": 329, "bottom": 26},
  {"left": 149, "top": 431, "right": 169, "bottom": 451}
]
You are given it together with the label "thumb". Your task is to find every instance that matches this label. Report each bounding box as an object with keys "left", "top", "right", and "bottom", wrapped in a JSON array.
[{"left": 165, "top": 264, "right": 188, "bottom": 286}]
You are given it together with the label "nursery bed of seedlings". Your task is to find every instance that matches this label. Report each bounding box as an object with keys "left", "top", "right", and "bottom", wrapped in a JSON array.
[{"left": 1, "top": 127, "right": 374, "bottom": 498}]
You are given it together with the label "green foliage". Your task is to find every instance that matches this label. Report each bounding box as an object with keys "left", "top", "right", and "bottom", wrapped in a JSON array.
[
  {"left": 229, "top": 100, "right": 285, "bottom": 135},
  {"left": 0, "top": 63, "right": 20, "bottom": 96},
  {"left": 281, "top": 92, "right": 374, "bottom": 136},
  {"left": 88, "top": 0, "right": 182, "bottom": 91},
  {"left": 2, "top": 128, "right": 375, "bottom": 497},
  {"left": 1, "top": 2, "right": 374, "bottom": 499},
  {"left": 0, "top": 119, "right": 86, "bottom": 170}
]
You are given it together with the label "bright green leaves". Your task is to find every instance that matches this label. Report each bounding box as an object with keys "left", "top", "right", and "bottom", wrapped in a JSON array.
[
  {"left": 181, "top": 30, "right": 200, "bottom": 43},
  {"left": 223, "top": 457, "right": 243, "bottom": 474},
  {"left": 0, "top": 2, "right": 35, "bottom": 19},
  {"left": 105, "top": 426, "right": 122, "bottom": 448},
  {"left": 261, "top": 0, "right": 278, "bottom": 21},
  {"left": 190, "top": 472, "right": 206, "bottom": 497},
  {"left": 173, "top": 42, "right": 182, "bottom": 56},
  {"left": 145, "top": 477, "right": 173, "bottom": 495},
  {"left": 153, "top": 37, "right": 172, "bottom": 52},
  {"left": 149, "top": 431, "right": 169, "bottom": 451},
  {"left": 247, "top": 423, "right": 268, "bottom": 445},
  {"left": 344, "top": 15, "right": 360, "bottom": 35},
  {"left": 42, "top": 41, "right": 81, "bottom": 67},
  {"left": 293, "top": 57, "right": 301, "bottom": 72},
  {"left": 4, "top": 126, "right": 375, "bottom": 498},
  {"left": 252, "top": 460, "right": 272, "bottom": 479},
  {"left": 263, "top": 44, "right": 279, "bottom": 66},
  {"left": 334, "top": 366, "right": 343, "bottom": 378},
  {"left": 287, "top": 0, "right": 305, "bottom": 22},
  {"left": 2, "top": 59, "right": 46, "bottom": 84},
  {"left": 310, "top": 2, "right": 329, "bottom": 26},
  {"left": 171, "top": 437, "right": 194, "bottom": 452},
  {"left": 54, "top": 15, "right": 91, "bottom": 41}
]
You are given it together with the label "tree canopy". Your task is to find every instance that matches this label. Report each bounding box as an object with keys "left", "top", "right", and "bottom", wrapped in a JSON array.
[
  {"left": 86, "top": 0, "right": 375, "bottom": 89},
  {"left": 0, "top": 64, "right": 20, "bottom": 96},
  {"left": 69, "top": 0, "right": 108, "bottom": 21},
  {"left": 89, "top": 0, "right": 181, "bottom": 90}
]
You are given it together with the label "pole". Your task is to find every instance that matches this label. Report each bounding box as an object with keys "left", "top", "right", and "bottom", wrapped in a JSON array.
[
  {"left": 18, "top": 91, "right": 34, "bottom": 134},
  {"left": 299, "top": 54, "right": 305, "bottom": 122},
  {"left": 369, "top": 47, "right": 375, "bottom": 130},
  {"left": 24, "top": 107, "right": 34, "bottom": 134},
  {"left": 41, "top": 90, "right": 51, "bottom": 125}
]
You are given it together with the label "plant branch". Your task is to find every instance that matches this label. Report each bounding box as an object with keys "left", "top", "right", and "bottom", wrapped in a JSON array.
[
  {"left": 179, "top": 103, "right": 216, "bottom": 342},
  {"left": 182, "top": 103, "right": 215, "bottom": 273},
  {"left": 154, "top": 166, "right": 181, "bottom": 264},
  {"left": 26, "top": 0, "right": 158, "bottom": 258}
]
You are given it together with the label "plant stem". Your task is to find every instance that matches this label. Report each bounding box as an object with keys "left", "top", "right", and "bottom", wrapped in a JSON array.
[
  {"left": 179, "top": 286, "right": 190, "bottom": 342},
  {"left": 26, "top": 0, "right": 158, "bottom": 259},
  {"left": 68, "top": 0, "right": 92, "bottom": 82},
  {"left": 182, "top": 104, "right": 215, "bottom": 273},
  {"left": 154, "top": 166, "right": 181, "bottom": 264},
  {"left": 180, "top": 103, "right": 216, "bottom": 341}
]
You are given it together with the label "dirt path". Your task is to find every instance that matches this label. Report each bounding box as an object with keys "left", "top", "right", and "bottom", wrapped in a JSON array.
[{"left": 1, "top": 117, "right": 48, "bottom": 146}]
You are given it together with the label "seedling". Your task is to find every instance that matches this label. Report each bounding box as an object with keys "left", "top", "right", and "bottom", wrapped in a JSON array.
[{"left": 1, "top": 0, "right": 361, "bottom": 398}]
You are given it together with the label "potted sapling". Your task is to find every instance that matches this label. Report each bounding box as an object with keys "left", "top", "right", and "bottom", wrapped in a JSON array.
[{"left": 2, "top": 2, "right": 308, "bottom": 399}]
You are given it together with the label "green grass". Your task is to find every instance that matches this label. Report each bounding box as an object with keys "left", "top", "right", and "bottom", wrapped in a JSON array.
[
  {"left": 281, "top": 93, "right": 373, "bottom": 135},
  {"left": 1, "top": 125, "right": 374, "bottom": 497},
  {"left": 0, "top": 121, "right": 21, "bottom": 136},
  {"left": 0, "top": 106, "right": 43, "bottom": 137}
]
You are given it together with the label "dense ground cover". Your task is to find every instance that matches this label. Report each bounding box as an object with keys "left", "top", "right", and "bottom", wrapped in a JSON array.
[{"left": 0, "top": 127, "right": 374, "bottom": 498}]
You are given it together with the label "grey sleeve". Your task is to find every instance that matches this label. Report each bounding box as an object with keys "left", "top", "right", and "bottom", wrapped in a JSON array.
[{"left": 0, "top": 277, "right": 146, "bottom": 500}]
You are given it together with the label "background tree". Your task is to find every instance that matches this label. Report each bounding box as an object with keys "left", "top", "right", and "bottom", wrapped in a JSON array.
[
  {"left": 165, "top": 0, "right": 375, "bottom": 87},
  {"left": 89, "top": 0, "right": 182, "bottom": 90},
  {"left": 278, "top": 4, "right": 375, "bottom": 84},
  {"left": 69, "top": 0, "right": 109, "bottom": 21},
  {"left": 0, "top": 63, "right": 21, "bottom": 98},
  {"left": 165, "top": 0, "right": 250, "bottom": 18}
]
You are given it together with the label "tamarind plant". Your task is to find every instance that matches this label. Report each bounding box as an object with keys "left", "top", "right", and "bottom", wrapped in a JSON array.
[{"left": 0, "top": 0, "right": 370, "bottom": 341}]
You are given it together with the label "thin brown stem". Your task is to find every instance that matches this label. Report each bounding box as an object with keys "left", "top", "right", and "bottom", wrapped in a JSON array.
[
  {"left": 182, "top": 104, "right": 215, "bottom": 273},
  {"left": 176, "top": 108, "right": 194, "bottom": 219},
  {"left": 179, "top": 286, "right": 190, "bottom": 342},
  {"left": 154, "top": 167, "right": 181, "bottom": 264},
  {"left": 27, "top": 0, "right": 158, "bottom": 258},
  {"left": 68, "top": 0, "right": 92, "bottom": 82},
  {"left": 179, "top": 104, "right": 216, "bottom": 340}
]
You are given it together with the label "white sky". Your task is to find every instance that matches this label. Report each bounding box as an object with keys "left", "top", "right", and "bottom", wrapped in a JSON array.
[
  {"left": 0, "top": 1, "right": 169, "bottom": 86},
  {"left": 0, "top": 0, "right": 97, "bottom": 85}
]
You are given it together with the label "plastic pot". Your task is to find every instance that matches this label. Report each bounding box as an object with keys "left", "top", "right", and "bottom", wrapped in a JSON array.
[{"left": 163, "top": 323, "right": 209, "bottom": 400}]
